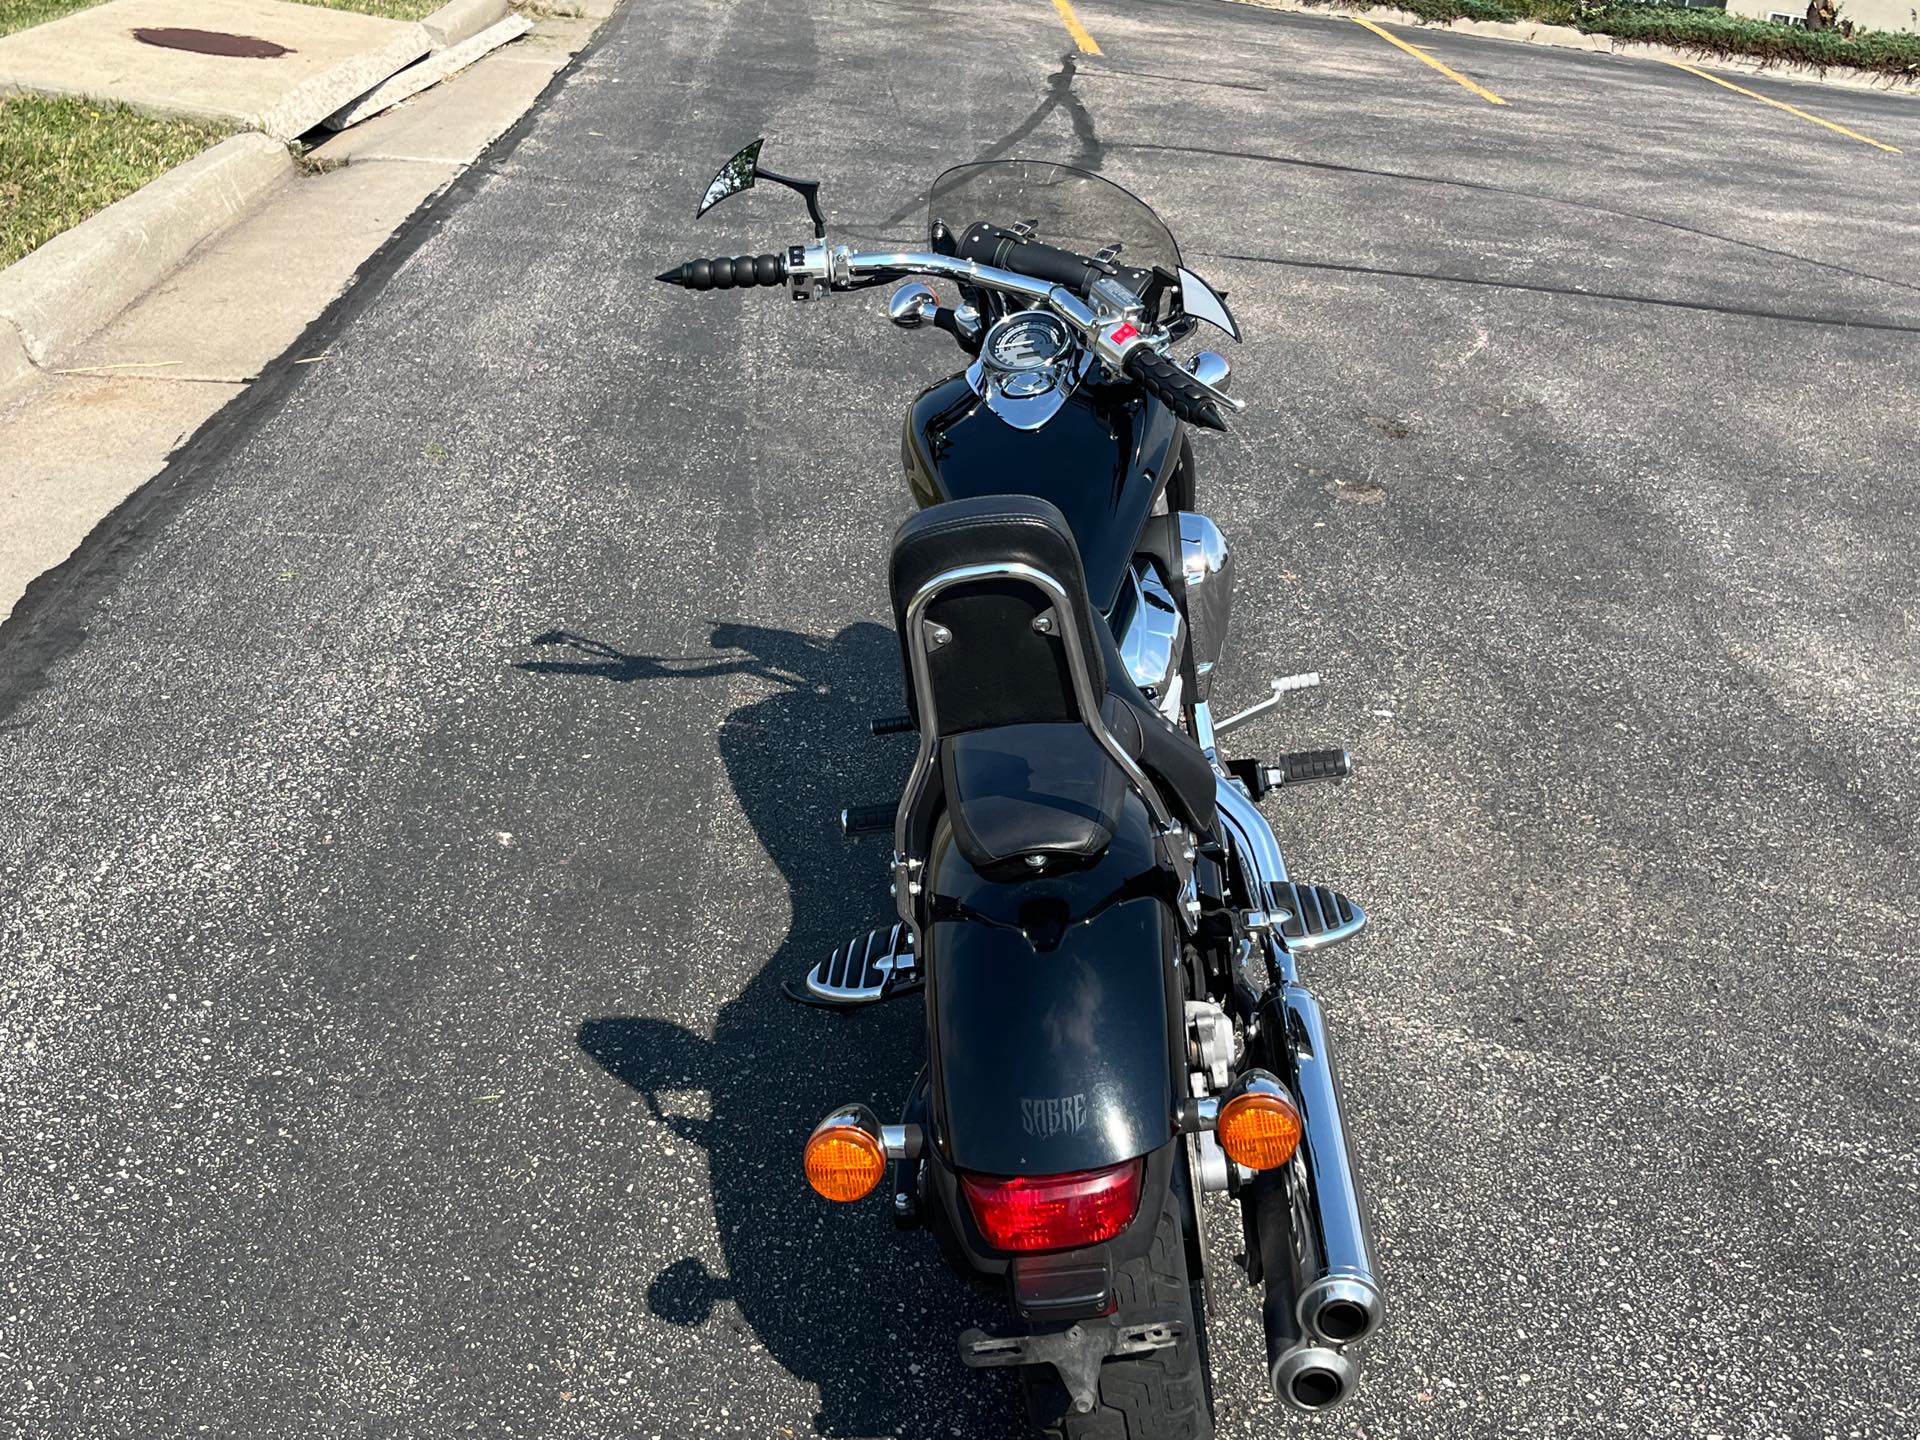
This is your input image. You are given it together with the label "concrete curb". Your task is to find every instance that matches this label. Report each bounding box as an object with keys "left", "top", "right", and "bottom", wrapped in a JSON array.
[
  {"left": 421, "top": 0, "right": 515, "bottom": 51},
  {"left": 1224, "top": 0, "right": 1920, "bottom": 95},
  {"left": 325, "top": 14, "right": 533, "bottom": 129},
  {"left": 0, "top": 133, "right": 292, "bottom": 388},
  {"left": 525, "top": 0, "right": 621, "bottom": 19},
  {"left": 1, "top": 328, "right": 32, "bottom": 392},
  {"left": 250, "top": 24, "right": 432, "bottom": 138}
]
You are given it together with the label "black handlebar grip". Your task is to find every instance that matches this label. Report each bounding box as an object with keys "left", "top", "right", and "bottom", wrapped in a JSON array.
[
  {"left": 1124, "top": 347, "right": 1228, "bottom": 431},
  {"left": 869, "top": 714, "right": 916, "bottom": 736},
  {"left": 655, "top": 253, "right": 788, "bottom": 291}
]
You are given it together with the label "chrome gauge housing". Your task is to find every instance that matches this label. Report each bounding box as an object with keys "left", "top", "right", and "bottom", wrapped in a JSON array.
[
  {"left": 984, "top": 310, "right": 1071, "bottom": 370},
  {"left": 967, "top": 309, "right": 1092, "bottom": 431}
]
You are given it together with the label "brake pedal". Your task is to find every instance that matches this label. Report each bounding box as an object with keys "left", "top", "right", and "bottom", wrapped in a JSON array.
[
  {"left": 782, "top": 924, "right": 920, "bottom": 1008},
  {"left": 1270, "top": 882, "right": 1366, "bottom": 953},
  {"left": 1213, "top": 672, "right": 1321, "bottom": 734}
]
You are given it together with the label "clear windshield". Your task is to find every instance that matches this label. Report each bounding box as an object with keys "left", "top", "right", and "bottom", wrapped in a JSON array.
[{"left": 927, "top": 161, "right": 1180, "bottom": 274}]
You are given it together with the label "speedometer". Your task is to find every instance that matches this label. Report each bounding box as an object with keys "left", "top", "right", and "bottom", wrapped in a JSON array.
[{"left": 983, "top": 311, "right": 1071, "bottom": 372}]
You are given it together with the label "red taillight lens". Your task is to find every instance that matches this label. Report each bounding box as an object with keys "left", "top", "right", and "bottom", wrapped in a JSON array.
[{"left": 960, "top": 1158, "right": 1145, "bottom": 1252}]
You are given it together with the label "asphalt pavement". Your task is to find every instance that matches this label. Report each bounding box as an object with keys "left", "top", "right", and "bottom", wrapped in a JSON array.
[{"left": 2, "top": 0, "right": 1917, "bottom": 1436}]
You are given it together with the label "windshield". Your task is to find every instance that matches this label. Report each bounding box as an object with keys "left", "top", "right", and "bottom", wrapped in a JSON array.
[{"left": 927, "top": 161, "right": 1180, "bottom": 274}]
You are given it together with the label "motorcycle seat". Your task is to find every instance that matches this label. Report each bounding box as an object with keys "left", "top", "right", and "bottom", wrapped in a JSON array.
[
  {"left": 889, "top": 495, "right": 1216, "bottom": 864},
  {"left": 939, "top": 714, "right": 1126, "bottom": 871}
]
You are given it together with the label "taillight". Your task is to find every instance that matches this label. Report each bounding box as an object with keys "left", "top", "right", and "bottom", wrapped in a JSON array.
[{"left": 960, "top": 1158, "right": 1144, "bottom": 1252}]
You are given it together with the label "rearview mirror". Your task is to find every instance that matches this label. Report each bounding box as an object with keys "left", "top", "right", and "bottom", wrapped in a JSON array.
[
  {"left": 693, "top": 138, "right": 828, "bottom": 238},
  {"left": 697, "top": 139, "right": 765, "bottom": 218},
  {"left": 1178, "top": 267, "right": 1240, "bottom": 343}
]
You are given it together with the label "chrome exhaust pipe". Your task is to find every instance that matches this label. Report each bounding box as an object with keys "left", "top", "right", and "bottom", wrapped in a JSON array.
[
  {"left": 1277, "top": 980, "right": 1386, "bottom": 1348},
  {"left": 1253, "top": 1170, "right": 1360, "bottom": 1413},
  {"left": 1216, "top": 779, "right": 1386, "bottom": 1348},
  {"left": 1273, "top": 1342, "right": 1359, "bottom": 1414}
]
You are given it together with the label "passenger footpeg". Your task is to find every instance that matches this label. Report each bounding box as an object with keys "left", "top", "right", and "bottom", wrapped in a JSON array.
[
  {"left": 959, "top": 1312, "right": 1185, "bottom": 1416},
  {"left": 1270, "top": 882, "right": 1366, "bottom": 953},
  {"left": 782, "top": 924, "right": 920, "bottom": 1008},
  {"left": 840, "top": 803, "right": 894, "bottom": 837},
  {"left": 1228, "top": 750, "right": 1352, "bottom": 800}
]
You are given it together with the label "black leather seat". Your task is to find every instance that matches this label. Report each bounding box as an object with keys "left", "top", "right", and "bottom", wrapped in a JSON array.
[
  {"left": 940, "top": 722, "right": 1125, "bottom": 868},
  {"left": 889, "top": 495, "right": 1217, "bottom": 870}
]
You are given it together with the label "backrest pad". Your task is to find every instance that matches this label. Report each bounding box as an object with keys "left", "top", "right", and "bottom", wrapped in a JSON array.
[{"left": 888, "top": 496, "right": 1107, "bottom": 736}]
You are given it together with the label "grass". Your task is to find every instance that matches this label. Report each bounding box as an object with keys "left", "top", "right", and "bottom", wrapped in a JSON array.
[
  {"left": 0, "top": 0, "right": 451, "bottom": 267},
  {"left": 0, "top": 0, "right": 443, "bottom": 37},
  {"left": 0, "top": 95, "right": 230, "bottom": 267},
  {"left": 1287, "top": 0, "right": 1920, "bottom": 77},
  {"left": 0, "top": 0, "right": 88, "bottom": 37}
]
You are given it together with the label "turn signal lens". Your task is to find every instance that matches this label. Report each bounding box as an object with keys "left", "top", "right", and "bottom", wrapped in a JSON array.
[
  {"left": 804, "top": 1119, "right": 886, "bottom": 1202},
  {"left": 1217, "top": 1084, "right": 1303, "bottom": 1170}
]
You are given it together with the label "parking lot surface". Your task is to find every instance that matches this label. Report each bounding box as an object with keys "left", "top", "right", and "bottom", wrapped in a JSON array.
[{"left": 1, "top": 0, "right": 1916, "bottom": 1436}]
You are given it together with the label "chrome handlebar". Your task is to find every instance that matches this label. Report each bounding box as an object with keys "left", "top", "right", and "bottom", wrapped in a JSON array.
[{"left": 780, "top": 241, "right": 1243, "bottom": 417}]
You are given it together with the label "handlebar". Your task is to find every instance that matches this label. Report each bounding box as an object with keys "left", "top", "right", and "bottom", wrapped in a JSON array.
[
  {"left": 656, "top": 239, "right": 1241, "bottom": 426},
  {"left": 952, "top": 222, "right": 1104, "bottom": 297}
]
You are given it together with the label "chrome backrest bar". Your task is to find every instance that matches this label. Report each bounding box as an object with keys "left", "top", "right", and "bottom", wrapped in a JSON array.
[{"left": 892, "top": 560, "right": 1179, "bottom": 925}]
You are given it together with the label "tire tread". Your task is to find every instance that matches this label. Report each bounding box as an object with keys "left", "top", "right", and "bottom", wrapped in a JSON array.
[{"left": 1020, "top": 1190, "right": 1213, "bottom": 1440}]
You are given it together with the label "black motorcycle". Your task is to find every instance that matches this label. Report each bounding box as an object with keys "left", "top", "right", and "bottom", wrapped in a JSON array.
[{"left": 660, "top": 145, "right": 1382, "bottom": 1437}]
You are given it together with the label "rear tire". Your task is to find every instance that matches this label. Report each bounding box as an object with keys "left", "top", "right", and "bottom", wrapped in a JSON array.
[{"left": 1018, "top": 1170, "right": 1215, "bottom": 1440}]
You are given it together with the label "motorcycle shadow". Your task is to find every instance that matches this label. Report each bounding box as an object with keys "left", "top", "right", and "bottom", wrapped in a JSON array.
[{"left": 520, "top": 621, "right": 1006, "bottom": 1437}]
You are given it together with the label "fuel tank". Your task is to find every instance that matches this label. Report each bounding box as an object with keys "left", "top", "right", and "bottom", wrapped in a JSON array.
[
  {"left": 903, "top": 376, "right": 1183, "bottom": 614},
  {"left": 924, "top": 792, "right": 1184, "bottom": 1177}
]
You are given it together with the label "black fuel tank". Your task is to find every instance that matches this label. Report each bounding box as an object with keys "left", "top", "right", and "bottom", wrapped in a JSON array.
[
  {"left": 926, "top": 793, "right": 1183, "bottom": 1177},
  {"left": 902, "top": 376, "right": 1182, "bottom": 614}
]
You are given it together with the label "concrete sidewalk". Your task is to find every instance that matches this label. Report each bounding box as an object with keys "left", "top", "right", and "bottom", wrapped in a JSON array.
[
  {"left": 0, "top": 5, "right": 613, "bottom": 625},
  {"left": 0, "top": 0, "right": 434, "bottom": 139}
]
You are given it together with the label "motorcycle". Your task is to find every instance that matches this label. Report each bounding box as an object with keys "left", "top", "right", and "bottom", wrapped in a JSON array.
[{"left": 659, "top": 143, "right": 1382, "bottom": 1437}]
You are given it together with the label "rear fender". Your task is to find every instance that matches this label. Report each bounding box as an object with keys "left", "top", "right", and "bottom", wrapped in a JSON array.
[{"left": 923, "top": 794, "right": 1185, "bottom": 1182}]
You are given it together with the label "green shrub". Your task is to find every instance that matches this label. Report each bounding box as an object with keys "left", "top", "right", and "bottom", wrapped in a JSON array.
[
  {"left": 1266, "top": 0, "right": 1920, "bottom": 77},
  {"left": 1577, "top": 4, "right": 1920, "bottom": 77},
  {"left": 1395, "top": 0, "right": 1522, "bottom": 20}
]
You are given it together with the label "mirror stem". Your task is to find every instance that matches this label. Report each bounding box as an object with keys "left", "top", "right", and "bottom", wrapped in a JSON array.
[{"left": 757, "top": 168, "right": 828, "bottom": 238}]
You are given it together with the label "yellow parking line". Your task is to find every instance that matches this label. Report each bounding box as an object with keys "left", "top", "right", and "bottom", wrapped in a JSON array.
[
  {"left": 1661, "top": 59, "right": 1899, "bottom": 155},
  {"left": 1351, "top": 16, "right": 1506, "bottom": 106},
  {"left": 1052, "top": 0, "right": 1103, "bottom": 55}
]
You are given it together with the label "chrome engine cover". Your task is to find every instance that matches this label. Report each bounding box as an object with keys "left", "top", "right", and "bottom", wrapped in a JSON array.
[
  {"left": 1117, "top": 559, "right": 1186, "bottom": 721},
  {"left": 1176, "top": 512, "right": 1232, "bottom": 701}
]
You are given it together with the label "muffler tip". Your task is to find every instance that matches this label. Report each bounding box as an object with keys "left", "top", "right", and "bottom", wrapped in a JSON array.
[
  {"left": 1271, "top": 1342, "right": 1358, "bottom": 1414},
  {"left": 1299, "top": 1275, "right": 1384, "bottom": 1347}
]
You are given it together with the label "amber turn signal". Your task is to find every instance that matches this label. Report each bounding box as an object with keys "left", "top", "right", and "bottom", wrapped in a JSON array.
[
  {"left": 804, "top": 1111, "right": 887, "bottom": 1202},
  {"left": 1216, "top": 1078, "right": 1303, "bottom": 1171}
]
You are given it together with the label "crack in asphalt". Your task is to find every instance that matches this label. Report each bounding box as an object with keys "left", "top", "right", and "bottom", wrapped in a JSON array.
[
  {"left": 1119, "top": 140, "right": 1920, "bottom": 306},
  {"left": 1205, "top": 250, "right": 1920, "bottom": 334}
]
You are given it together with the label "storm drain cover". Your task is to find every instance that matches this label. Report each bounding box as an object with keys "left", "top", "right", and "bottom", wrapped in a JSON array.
[{"left": 131, "top": 27, "right": 293, "bottom": 58}]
